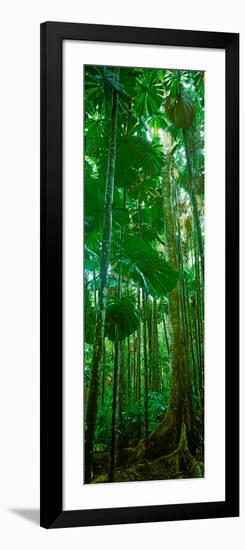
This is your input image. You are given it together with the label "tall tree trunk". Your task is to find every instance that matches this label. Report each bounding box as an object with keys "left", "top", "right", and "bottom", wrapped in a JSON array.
[
  {"left": 174, "top": 186, "right": 197, "bottom": 400},
  {"left": 142, "top": 289, "right": 149, "bottom": 449},
  {"left": 137, "top": 287, "right": 141, "bottom": 439},
  {"left": 93, "top": 269, "right": 97, "bottom": 307},
  {"left": 182, "top": 129, "right": 204, "bottom": 282},
  {"left": 162, "top": 309, "right": 170, "bottom": 356},
  {"left": 133, "top": 341, "right": 137, "bottom": 400},
  {"left": 137, "top": 198, "right": 143, "bottom": 439},
  {"left": 116, "top": 188, "right": 126, "bottom": 464},
  {"left": 148, "top": 310, "right": 153, "bottom": 388},
  {"left": 85, "top": 78, "right": 118, "bottom": 483},
  {"left": 177, "top": 70, "right": 204, "bottom": 282},
  {"left": 147, "top": 151, "right": 194, "bottom": 459},
  {"left": 101, "top": 339, "right": 106, "bottom": 407},
  {"left": 151, "top": 298, "right": 160, "bottom": 391},
  {"left": 117, "top": 341, "right": 125, "bottom": 464},
  {"left": 127, "top": 336, "right": 131, "bottom": 405},
  {"left": 194, "top": 240, "right": 204, "bottom": 412},
  {"left": 108, "top": 338, "right": 119, "bottom": 481}
]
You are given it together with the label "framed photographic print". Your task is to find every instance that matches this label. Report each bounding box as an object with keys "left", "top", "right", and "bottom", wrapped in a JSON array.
[{"left": 40, "top": 22, "right": 239, "bottom": 528}]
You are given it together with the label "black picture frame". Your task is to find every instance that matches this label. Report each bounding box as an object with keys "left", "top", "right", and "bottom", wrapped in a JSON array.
[{"left": 40, "top": 21, "right": 239, "bottom": 528}]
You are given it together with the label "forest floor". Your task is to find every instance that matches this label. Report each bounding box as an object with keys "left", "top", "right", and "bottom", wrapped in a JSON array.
[
  {"left": 91, "top": 425, "right": 204, "bottom": 484},
  {"left": 92, "top": 459, "right": 203, "bottom": 484}
]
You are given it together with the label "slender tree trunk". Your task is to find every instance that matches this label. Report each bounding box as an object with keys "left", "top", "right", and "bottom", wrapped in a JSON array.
[
  {"left": 155, "top": 302, "right": 159, "bottom": 389},
  {"left": 194, "top": 242, "right": 204, "bottom": 412},
  {"left": 162, "top": 309, "right": 170, "bottom": 356},
  {"left": 176, "top": 71, "right": 204, "bottom": 282},
  {"left": 137, "top": 287, "right": 141, "bottom": 439},
  {"left": 142, "top": 289, "right": 149, "bottom": 449},
  {"left": 127, "top": 336, "right": 131, "bottom": 405},
  {"left": 85, "top": 77, "right": 118, "bottom": 483},
  {"left": 182, "top": 129, "right": 204, "bottom": 282},
  {"left": 108, "top": 338, "right": 119, "bottom": 481},
  {"left": 133, "top": 341, "right": 137, "bottom": 400},
  {"left": 101, "top": 340, "right": 106, "bottom": 407},
  {"left": 93, "top": 269, "right": 97, "bottom": 307},
  {"left": 148, "top": 311, "right": 152, "bottom": 388},
  {"left": 117, "top": 341, "right": 125, "bottom": 465},
  {"left": 151, "top": 298, "right": 160, "bottom": 391},
  {"left": 137, "top": 198, "right": 143, "bottom": 439},
  {"left": 117, "top": 187, "right": 127, "bottom": 463}
]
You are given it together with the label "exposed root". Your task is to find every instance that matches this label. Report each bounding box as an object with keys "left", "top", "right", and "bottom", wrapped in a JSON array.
[
  {"left": 176, "top": 422, "right": 203, "bottom": 478},
  {"left": 135, "top": 409, "right": 178, "bottom": 461},
  {"left": 92, "top": 423, "right": 204, "bottom": 483}
]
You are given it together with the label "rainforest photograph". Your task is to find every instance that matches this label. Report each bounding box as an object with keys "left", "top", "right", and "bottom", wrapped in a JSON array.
[{"left": 84, "top": 65, "right": 204, "bottom": 484}]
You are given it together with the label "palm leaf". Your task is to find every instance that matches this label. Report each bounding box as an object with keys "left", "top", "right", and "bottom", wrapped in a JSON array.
[
  {"left": 166, "top": 92, "right": 195, "bottom": 129},
  {"left": 115, "top": 134, "right": 162, "bottom": 187},
  {"left": 113, "top": 237, "right": 178, "bottom": 297},
  {"left": 105, "top": 296, "right": 139, "bottom": 341},
  {"left": 134, "top": 70, "right": 163, "bottom": 117},
  {"left": 85, "top": 66, "right": 128, "bottom": 111}
]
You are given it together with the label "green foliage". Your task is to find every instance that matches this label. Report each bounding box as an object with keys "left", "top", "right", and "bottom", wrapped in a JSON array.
[
  {"left": 94, "top": 390, "right": 169, "bottom": 450},
  {"left": 115, "top": 129, "right": 162, "bottom": 187},
  {"left": 147, "top": 390, "right": 168, "bottom": 430},
  {"left": 84, "top": 288, "right": 95, "bottom": 344},
  {"left": 84, "top": 66, "right": 205, "bottom": 479},
  {"left": 166, "top": 92, "right": 195, "bottom": 129},
  {"left": 105, "top": 296, "right": 139, "bottom": 341},
  {"left": 85, "top": 65, "right": 128, "bottom": 108},
  {"left": 114, "top": 236, "right": 179, "bottom": 296},
  {"left": 134, "top": 70, "right": 163, "bottom": 117}
]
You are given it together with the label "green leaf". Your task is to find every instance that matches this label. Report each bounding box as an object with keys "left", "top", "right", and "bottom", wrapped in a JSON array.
[
  {"left": 134, "top": 70, "right": 163, "bottom": 117},
  {"left": 115, "top": 134, "right": 162, "bottom": 188},
  {"left": 85, "top": 66, "right": 128, "bottom": 111},
  {"left": 166, "top": 92, "right": 195, "bottom": 129},
  {"left": 113, "top": 237, "right": 178, "bottom": 297},
  {"left": 105, "top": 296, "right": 139, "bottom": 341}
]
